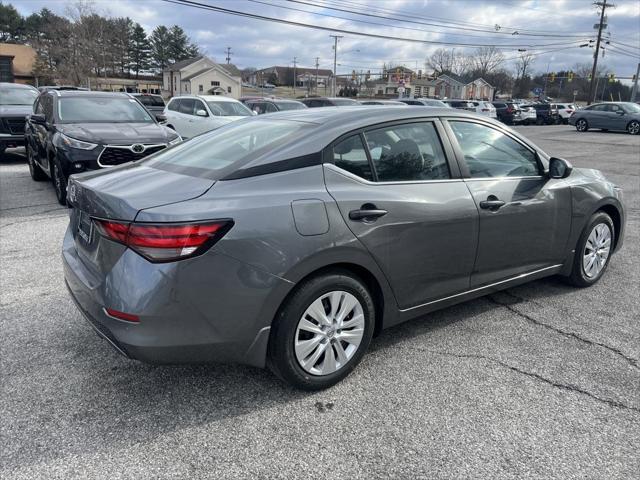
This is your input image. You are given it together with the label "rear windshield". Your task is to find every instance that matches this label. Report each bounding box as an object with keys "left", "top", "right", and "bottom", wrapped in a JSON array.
[
  {"left": 144, "top": 119, "right": 312, "bottom": 179},
  {"left": 58, "top": 96, "right": 154, "bottom": 123},
  {"left": 424, "top": 100, "right": 448, "bottom": 107},
  {"left": 276, "top": 101, "right": 306, "bottom": 111},
  {"left": 332, "top": 99, "right": 359, "bottom": 106},
  {"left": 206, "top": 101, "right": 252, "bottom": 116},
  {"left": 136, "top": 95, "right": 165, "bottom": 107},
  {"left": 0, "top": 86, "right": 38, "bottom": 105}
]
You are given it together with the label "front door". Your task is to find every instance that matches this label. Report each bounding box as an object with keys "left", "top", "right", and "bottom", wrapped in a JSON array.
[
  {"left": 603, "top": 103, "right": 628, "bottom": 130},
  {"left": 445, "top": 119, "right": 572, "bottom": 287},
  {"left": 324, "top": 120, "right": 478, "bottom": 310}
]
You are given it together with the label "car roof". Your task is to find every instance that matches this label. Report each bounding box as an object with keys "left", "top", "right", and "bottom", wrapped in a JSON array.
[
  {"left": 192, "top": 95, "right": 241, "bottom": 103},
  {"left": 49, "top": 90, "right": 131, "bottom": 98},
  {"left": 0, "top": 82, "right": 37, "bottom": 90}
]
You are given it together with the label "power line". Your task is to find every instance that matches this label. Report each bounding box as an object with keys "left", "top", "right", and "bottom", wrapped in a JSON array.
[
  {"left": 285, "top": 0, "right": 592, "bottom": 38},
  {"left": 162, "top": 0, "right": 586, "bottom": 49}
]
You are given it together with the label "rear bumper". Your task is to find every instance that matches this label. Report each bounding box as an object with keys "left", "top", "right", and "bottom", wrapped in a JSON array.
[{"left": 62, "top": 226, "right": 293, "bottom": 367}]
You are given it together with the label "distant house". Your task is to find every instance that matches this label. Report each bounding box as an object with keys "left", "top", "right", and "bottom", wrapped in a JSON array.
[
  {"left": 163, "top": 56, "right": 242, "bottom": 98},
  {"left": 434, "top": 74, "right": 495, "bottom": 100},
  {"left": 0, "top": 43, "right": 37, "bottom": 84},
  {"left": 250, "top": 66, "right": 333, "bottom": 87}
]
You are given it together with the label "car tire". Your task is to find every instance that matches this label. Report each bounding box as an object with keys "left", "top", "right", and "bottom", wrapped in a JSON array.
[
  {"left": 0, "top": 146, "right": 5, "bottom": 158},
  {"left": 26, "top": 143, "right": 47, "bottom": 181},
  {"left": 575, "top": 119, "right": 588, "bottom": 132},
  {"left": 627, "top": 120, "right": 640, "bottom": 135},
  {"left": 566, "top": 212, "right": 614, "bottom": 288},
  {"left": 268, "top": 270, "right": 375, "bottom": 390},
  {"left": 51, "top": 158, "right": 67, "bottom": 205},
  {"left": 536, "top": 117, "right": 544, "bottom": 125}
]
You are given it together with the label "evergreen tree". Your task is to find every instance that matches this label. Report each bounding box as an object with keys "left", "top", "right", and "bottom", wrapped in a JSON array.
[
  {"left": 0, "top": 2, "right": 24, "bottom": 42},
  {"left": 150, "top": 25, "right": 172, "bottom": 73},
  {"left": 167, "top": 25, "right": 198, "bottom": 63},
  {"left": 129, "top": 23, "right": 150, "bottom": 78}
]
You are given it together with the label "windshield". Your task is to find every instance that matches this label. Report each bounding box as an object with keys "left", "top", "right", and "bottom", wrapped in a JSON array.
[
  {"left": 145, "top": 119, "right": 312, "bottom": 178},
  {"left": 136, "top": 95, "right": 165, "bottom": 107},
  {"left": 425, "top": 100, "right": 448, "bottom": 107},
  {"left": 623, "top": 103, "right": 640, "bottom": 113},
  {"left": 58, "top": 96, "right": 153, "bottom": 123},
  {"left": 0, "top": 86, "right": 38, "bottom": 106},
  {"left": 206, "top": 101, "right": 252, "bottom": 116},
  {"left": 276, "top": 102, "right": 306, "bottom": 111}
]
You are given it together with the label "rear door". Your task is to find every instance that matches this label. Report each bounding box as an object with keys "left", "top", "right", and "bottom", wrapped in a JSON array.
[
  {"left": 444, "top": 119, "right": 571, "bottom": 286},
  {"left": 586, "top": 104, "right": 607, "bottom": 128},
  {"left": 324, "top": 120, "right": 478, "bottom": 309}
]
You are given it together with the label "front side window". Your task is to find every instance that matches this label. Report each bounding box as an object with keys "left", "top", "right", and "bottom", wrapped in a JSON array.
[
  {"left": 364, "top": 122, "right": 449, "bottom": 182},
  {"left": 206, "top": 101, "right": 252, "bottom": 116},
  {"left": 167, "top": 99, "right": 180, "bottom": 111},
  {"left": 57, "top": 96, "right": 153, "bottom": 123},
  {"left": 448, "top": 121, "right": 539, "bottom": 178},
  {"left": 178, "top": 98, "right": 195, "bottom": 115},
  {"left": 332, "top": 135, "right": 373, "bottom": 181},
  {"left": 605, "top": 104, "right": 623, "bottom": 113}
]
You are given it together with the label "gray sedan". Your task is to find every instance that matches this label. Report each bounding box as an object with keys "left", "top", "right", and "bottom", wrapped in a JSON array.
[
  {"left": 63, "top": 107, "right": 626, "bottom": 390},
  {"left": 569, "top": 101, "right": 640, "bottom": 134}
]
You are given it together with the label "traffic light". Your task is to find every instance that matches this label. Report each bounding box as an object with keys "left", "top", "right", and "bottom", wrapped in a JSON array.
[
  {"left": 418, "top": 69, "right": 422, "bottom": 79},
  {"left": 550, "top": 72, "right": 556, "bottom": 83},
  {"left": 365, "top": 70, "right": 371, "bottom": 80},
  {"left": 608, "top": 73, "right": 615, "bottom": 83},
  {"left": 567, "top": 71, "right": 574, "bottom": 83}
]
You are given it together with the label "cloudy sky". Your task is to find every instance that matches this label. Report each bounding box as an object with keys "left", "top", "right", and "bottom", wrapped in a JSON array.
[{"left": 13, "top": 0, "right": 640, "bottom": 79}]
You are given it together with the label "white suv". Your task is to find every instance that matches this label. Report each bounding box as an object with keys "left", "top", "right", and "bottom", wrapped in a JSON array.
[
  {"left": 552, "top": 103, "right": 577, "bottom": 124},
  {"left": 163, "top": 95, "right": 253, "bottom": 139},
  {"left": 470, "top": 100, "right": 497, "bottom": 118}
]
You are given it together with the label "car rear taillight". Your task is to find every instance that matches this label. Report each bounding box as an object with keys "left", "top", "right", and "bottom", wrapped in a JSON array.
[
  {"left": 94, "top": 219, "right": 233, "bottom": 262},
  {"left": 506, "top": 106, "right": 514, "bottom": 113}
]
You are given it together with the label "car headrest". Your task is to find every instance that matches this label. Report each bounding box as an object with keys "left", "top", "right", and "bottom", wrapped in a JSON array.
[{"left": 378, "top": 138, "right": 424, "bottom": 181}]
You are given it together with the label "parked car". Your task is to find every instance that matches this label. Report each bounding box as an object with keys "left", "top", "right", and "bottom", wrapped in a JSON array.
[
  {"left": 242, "top": 97, "right": 307, "bottom": 114},
  {"left": 0, "top": 82, "right": 38, "bottom": 156},
  {"left": 38, "top": 86, "right": 88, "bottom": 92},
  {"left": 552, "top": 103, "right": 577, "bottom": 124},
  {"left": 301, "top": 97, "right": 360, "bottom": 107},
  {"left": 130, "top": 93, "right": 166, "bottom": 121},
  {"left": 400, "top": 98, "right": 451, "bottom": 107},
  {"left": 63, "top": 107, "right": 625, "bottom": 390},
  {"left": 492, "top": 101, "right": 523, "bottom": 125},
  {"left": 441, "top": 99, "right": 476, "bottom": 111},
  {"left": 569, "top": 102, "right": 640, "bottom": 135},
  {"left": 25, "top": 90, "right": 181, "bottom": 204},
  {"left": 163, "top": 95, "right": 253, "bottom": 139},
  {"left": 517, "top": 104, "right": 538, "bottom": 125},
  {"left": 525, "top": 103, "right": 560, "bottom": 125},
  {"left": 359, "top": 100, "right": 408, "bottom": 106},
  {"left": 469, "top": 100, "right": 497, "bottom": 119}
]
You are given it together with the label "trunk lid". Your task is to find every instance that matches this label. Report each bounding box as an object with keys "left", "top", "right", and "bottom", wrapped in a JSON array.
[{"left": 67, "top": 162, "right": 215, "bottom": 221}]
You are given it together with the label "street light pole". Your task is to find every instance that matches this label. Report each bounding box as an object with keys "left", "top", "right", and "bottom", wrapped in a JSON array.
[
  {"left": 292, "top": 56, "right": 297, "bottom": 96},
  {"left": 315, "top": 57, "right": 319, "bottom": 95},
  {"left": 330, "top": 35, "right": 343, "bottom": 97}
]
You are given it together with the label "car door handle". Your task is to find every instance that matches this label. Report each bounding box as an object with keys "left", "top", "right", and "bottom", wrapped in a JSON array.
[
  {"left": 349, "top": 207, "right": 388, "bottom": 221},
  {"left": 479, "top": 198, "right": 506, "bottom": 210}
]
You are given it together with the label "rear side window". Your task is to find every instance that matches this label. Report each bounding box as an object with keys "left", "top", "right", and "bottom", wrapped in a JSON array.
[
  {"left": 137, "top": 95, "right": 165, "bottom": 107},
  {"left": 449, "top": 121, "right": 539, "bottom": 178},
  {"left": 493, "top": 103, "right": 506, "bottom": 108},
  {"left": 178, "top": 98, "right": 195, "bottom": 115},
  {"left": 332, "top": 135, "right": 373, "bottom": 181},
  {"left": 364, "top": 122, "right": 449, "bottom": 182}
]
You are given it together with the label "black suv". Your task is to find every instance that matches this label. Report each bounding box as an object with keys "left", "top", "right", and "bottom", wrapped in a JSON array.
[
  {"left": 300, "top": 97, "right": 359, "bottom": 107},
  {"left": 492, "top": 101, "right": 522, "bottom": 125},
  {"left": 241, "top": 97, "right": 306, "bottom": 114},
  {"left": 0, "top": 82, "right": 39, "bottom": 156},
  {"left": 25, "top": 91, "right": 181, "bottom": 204},
  {"left": 525, "top": 103, "right": 560, "bottom": 125}
]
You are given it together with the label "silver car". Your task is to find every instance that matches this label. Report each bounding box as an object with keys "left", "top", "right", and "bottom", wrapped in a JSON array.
[
  {"left": 63, "top": 107, "right": 626, "bottom": 390},
  {"left": 569, "top": 102, "right": 640, "bottom": 134}
]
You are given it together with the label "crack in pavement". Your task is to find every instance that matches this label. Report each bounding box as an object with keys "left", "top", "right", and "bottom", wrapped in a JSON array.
[
  {"left": 0, "top": 212, "right": 68, "bottom": 230},
  {"left": 487, "top": 293, "right": 640, "bottom": 371},
  {"left": 422, "top": 349, "right": 640, "bottom": 414},
  {"left": 0, "top": 201, "right": 61, "bottom": 212}
]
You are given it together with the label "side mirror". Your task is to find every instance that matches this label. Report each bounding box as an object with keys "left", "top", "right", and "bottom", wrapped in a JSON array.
[
  {"left": 195, "top": 109, "right": 208, "bottom": 117},
  {"left": 155, "top": 113, "right": 167, "bottom": 123},
  {"left": 548, "top": 157, "right": 573, "bottom": 179},
  {"left": 30, "top": 113, "right": 46, "bottom": 125}
]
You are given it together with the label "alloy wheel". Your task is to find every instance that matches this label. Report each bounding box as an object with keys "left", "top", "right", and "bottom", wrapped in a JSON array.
[
  {"left": 576, "top": 119, "right": 587, "bottom": 132},
  {"left": 582, "top": 223, "right": 611, "bottom": 279},
  {"left": 628, "top": 121, "right": 640, "bottom": 135},
  {"left": 294, "top": 291, "right": 365, "bottom": 376}
]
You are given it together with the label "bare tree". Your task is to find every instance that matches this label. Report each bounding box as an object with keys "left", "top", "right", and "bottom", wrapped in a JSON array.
[
  {"left": 426, "top": 48, "right": 456, "bottom": 75},
  {"left": 514, "top": 53, "right": 534, "bottom": 80},
  {"left": 472, "top": 46, "right": 505, "bottom": 77}
]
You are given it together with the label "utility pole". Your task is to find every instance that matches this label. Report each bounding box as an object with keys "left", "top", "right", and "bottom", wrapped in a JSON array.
[
  {"left": 588, "top": 0, "right": 613, "bottom": 105},
  {"left": 225, "top": 47, "right": 232, "bottom": 64},
  {"left": 315, "top": 57, "right": 319, "bottom": 96},
  {"left": 292, "top": 56, "right": 297, "bottom": 96},
  {"left": 631, "top": 62, "right": 640, "bottom": 102},
  {"left": 330, "top": 34, "right": 343, "bottom": 97}
]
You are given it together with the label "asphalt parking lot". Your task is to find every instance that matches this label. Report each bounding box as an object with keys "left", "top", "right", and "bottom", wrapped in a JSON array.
[{"left": 1, "top": 125, "right": 639, "bottom": 479}]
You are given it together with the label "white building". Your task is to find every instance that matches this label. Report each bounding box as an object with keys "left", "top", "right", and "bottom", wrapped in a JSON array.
[{"left": 163, "top": 56, "right": 242, "bottom": 99}]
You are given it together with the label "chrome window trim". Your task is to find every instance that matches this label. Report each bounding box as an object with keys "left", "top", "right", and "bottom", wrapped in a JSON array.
[{"left": 324, "top": 163, "right": 463, "bottom": 186}]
